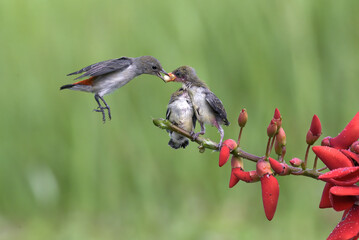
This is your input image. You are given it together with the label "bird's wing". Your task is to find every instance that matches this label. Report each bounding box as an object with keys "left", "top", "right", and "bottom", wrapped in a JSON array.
[
  {"left": 67, "top": 57, "right": 133, "bottom": 80},
  {"left": 205, "top": 90, "right": 230, "bottom": 125},
  {"left": 166, "top": 107, "right": 171, "bottom": 120}
]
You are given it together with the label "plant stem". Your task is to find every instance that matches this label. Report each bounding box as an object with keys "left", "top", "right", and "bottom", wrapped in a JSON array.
[
  {"left": 153, "top": 118, "right": 322, "bottom": 179},
  {"left": 302, "top": 145, "right": 311, "bottom": 169},
  {"left": 237, "top": 127, "right": 244, "bottom": 146}
]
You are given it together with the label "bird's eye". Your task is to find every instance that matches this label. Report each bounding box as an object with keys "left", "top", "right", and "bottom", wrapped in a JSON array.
[{"left": 152, "top": 66, "right": 157, "bottom": 70}]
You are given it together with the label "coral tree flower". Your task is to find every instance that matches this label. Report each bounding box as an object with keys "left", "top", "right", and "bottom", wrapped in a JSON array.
[
  {"left": 219, "top": 139, "right": 237, "bottom": 167},
  {"left": 256, "top": 160, "right": 279, "bottom": 221},
  {"left": 313, "top": 112, "right": 359, "bottom": 239},
  {"left": 327, "top": 205, "right": 359, "bottom": 240},
  {"left": 330, "top": 112, "right": 359, "bottom": 149}
]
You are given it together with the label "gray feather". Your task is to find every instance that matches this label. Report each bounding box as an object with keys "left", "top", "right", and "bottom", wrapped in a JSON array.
[
  {"left": 205, "top": 91, "right": 230, "bottom": 125},
  {"left": 67, "top": 57, "right": 133, "bottom": 80}
]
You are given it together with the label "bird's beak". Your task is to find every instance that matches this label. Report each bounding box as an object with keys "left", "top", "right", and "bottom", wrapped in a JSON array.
[
  {"left": 163, "top": 72, "right": 177, "bottom": 83},
  {"left": 156, "top": 69, "right": 170, "bottom": 82}
]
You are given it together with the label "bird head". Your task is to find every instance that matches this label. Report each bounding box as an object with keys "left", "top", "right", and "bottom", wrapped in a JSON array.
[
  {"left": 137, "top": 56, "right": 168, "bottom": 81},
  {"left": 165, "top": 66, "right": 205, "bottom": 87}
]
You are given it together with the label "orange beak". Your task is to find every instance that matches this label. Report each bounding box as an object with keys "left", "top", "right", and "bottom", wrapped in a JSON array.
[{"left": 163, "top": 72, "right": 176, "bottom": 82}]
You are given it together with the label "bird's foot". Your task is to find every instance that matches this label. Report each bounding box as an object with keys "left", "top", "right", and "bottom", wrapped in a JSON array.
[
  {"left": 93, "top": 106, "right": 111, "bottom": 123},
  {"left": 190, "top": 131, "right": 204, "bottom": 141}
]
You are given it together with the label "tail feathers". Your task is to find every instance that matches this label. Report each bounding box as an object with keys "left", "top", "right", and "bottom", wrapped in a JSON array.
[
  {"left": 168, "top": 138, "right": 189, "bottom": 149},
  {"left": 60, "top": 77, "right": 95, "bottom": 90},
  {"left": 60, "top": 84, "right": 75, "bottom": 90},
  {"left": 224, "top": 119, "right": 230, "bottom": 126}
]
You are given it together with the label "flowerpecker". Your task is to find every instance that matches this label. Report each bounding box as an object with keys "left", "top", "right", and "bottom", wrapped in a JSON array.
[
  {"left": 165, "top": 66, "right": 230, "bottom": 146},
  {"left": 166, "top": 88, "right": 196, "bottom": 149},
  {"left": 61, "top": 56, "right": 168, "bottom": 122}
]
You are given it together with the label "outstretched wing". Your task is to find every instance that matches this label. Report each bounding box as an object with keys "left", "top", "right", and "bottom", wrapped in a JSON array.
[
  {"left": 67, "top": 57, "right": 133, "bottom": 80},
  {"left": 205, "top": 90, "right": 230, "bottom": 126}
]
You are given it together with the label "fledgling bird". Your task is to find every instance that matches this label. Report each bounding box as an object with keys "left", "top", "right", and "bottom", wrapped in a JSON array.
[
  {"left": 61, "top": 56, "right": 168, "bottom": 122},
  {"left": 166, "top": 88, "right": 196, "bottom": 149},
  {"left": 165, "top": 66, "right": 230, "bottom": 147}
]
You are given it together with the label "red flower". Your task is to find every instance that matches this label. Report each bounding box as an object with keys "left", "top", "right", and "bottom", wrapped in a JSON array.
[
  {"left": 340, "top": 150, "right": 359, "bottom": 165},
  {"left": 232, "top": 168, "right": 259, "bottom": 183},
  {"left": 219, "top": 145, "right": 230, "bottom": 167},
  {"left": 319, "top": 167, "right": 359, "bottom": 186},
  {"left": 229, "top": 168, "right": 240, "bottom": 188},
  {"left": 318, "top": 167, "right": 359, "bottom": 211},
  {"left": 330, "top": 112, "right": 359, "bottom": 149},
  {"left": 312, "top": 146, "right": 353, "bottom": 170},
  {"left": 260, "top": 174, "right": 279, "bottom": 221},
  {"left": 319, "top": 182, "right": 334, "bottom": 209},
  {"left": 269, "top": 157, "right": 290, "bottom": 175},
  {"left": 219, "top": 139, "right": 237, "bottom": 167},
  {"left": 256, "top": 160, "right": 280, "bottom": 221},
  {"left": 327, "top": 204, "right": 359, "bottom": 240}
]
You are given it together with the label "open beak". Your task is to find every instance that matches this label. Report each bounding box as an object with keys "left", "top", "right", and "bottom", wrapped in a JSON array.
[
  {"left": 163, "top": 72, "right": 176, "bottom": 83},
  {"left": 156, "top": 69, "right": 170, "bottom": 82}
]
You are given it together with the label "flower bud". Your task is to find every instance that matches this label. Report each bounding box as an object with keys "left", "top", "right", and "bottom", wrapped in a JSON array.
[
  {"left": 219, "top": 139, "right": 238, "bottom": 167},
  {"left": 321, "top": 136, "right": 332, "bottom": 147},
  {"left": 223, "top": 139, "right": 238, "bottom": 150},
  {"left": 233, "top": 168, "right": 259, "bottom": 183},
  {"left": 306, "top": 115, "right": 322, "bottom": 145},
  {"left": 289, "top": 158, "right": 303, "bottom": 167},
  {"left": 273, "top": 108, "right": 282, "bottom": 129},
  {"left": 229, "top": 168, "right": 240, "bottom": 188},
  {"left": 231, "top": 156, "right": 243, "bottom": 168},
  {"left": 350, "top": 141, "right": 359, "bottom": 154},
  {"left": 267, "top": 120, "right": 277, "bottom": 138},
  {"left": 276, "top": 128, "right": 286, "bottom": 147},
  {"left": 274, "top": 139, "right": 282, "bottom": 156},
  {"left": 269, "top": 157, "right": 290, "bottom": 175},
  {"left": 256, "top": 159, "right": 272, "bottom": 177},
  {"left": 219, "top": 145, "right": 230, "bottom": 167},
  {"left": 238, "top": 108, "right": 248, "bottom": 128},
  {"left": 260, "top": 174, "right": 279, "bottom": 221}
]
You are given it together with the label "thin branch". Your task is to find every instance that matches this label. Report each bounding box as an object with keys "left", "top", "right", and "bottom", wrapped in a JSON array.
[{"left": 153, "top": 118, "right": 322, "bottom": 179}]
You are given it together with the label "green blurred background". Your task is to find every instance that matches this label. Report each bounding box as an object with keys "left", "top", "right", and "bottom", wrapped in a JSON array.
[{"left": 0, "top": 0, "right": 358, "bottom": 239}]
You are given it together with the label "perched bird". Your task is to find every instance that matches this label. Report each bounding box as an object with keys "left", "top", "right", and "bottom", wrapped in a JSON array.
[
  {"left": 61, "top": 56, "right": 168, "bottom": 122},
  {"left": 166, "top": 88, "right": 196, "bottom": 149},
  {"left": 165, "top": 66, "right": 230, "bottom": 147}
]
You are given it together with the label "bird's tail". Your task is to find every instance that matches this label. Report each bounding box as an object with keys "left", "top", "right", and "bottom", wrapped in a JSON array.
[
  {"left": 224, "top": 119, "right": 230, "bottom": 126},
  {"left": 60, "top": 77, "right": 95, "bottom": 90},
  {"left": 168, "top": 132, "right": 190, "bottom": 149},
  {"left": 168, "top": 138, "right": 189, "bottom": 149}
]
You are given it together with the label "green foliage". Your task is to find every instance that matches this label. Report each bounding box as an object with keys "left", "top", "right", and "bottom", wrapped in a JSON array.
[{"left": 0, "top": 0, "right": 358, "bottom": 239}]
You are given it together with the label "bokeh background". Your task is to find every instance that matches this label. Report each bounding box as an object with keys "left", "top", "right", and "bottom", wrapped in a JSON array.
[{"left": 0, "top": 0, "right": 358, "bottom": 239}]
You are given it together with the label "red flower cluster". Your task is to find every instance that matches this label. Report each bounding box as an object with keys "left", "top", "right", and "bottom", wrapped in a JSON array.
[
  {"left": 220, "top": 109, "right": 284, "bottom": 221},
  {"left": 313, "top": 112, "right": 359, "bottom": 240},
  {"left": 217, "top": 109, "right": 359, "bottom": 238}
]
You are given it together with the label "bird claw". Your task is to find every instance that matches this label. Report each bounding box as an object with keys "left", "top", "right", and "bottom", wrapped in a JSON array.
[
  {"left": 190, "top": 131, "right": 204, "bottom": 141},
  {"left": 93, "top": 106, "right": 111, "bottom": 123}
]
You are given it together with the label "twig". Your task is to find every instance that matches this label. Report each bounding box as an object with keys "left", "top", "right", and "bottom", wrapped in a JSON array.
[{"left": 153, "top": 118, "right": 322, "bottom": 179}]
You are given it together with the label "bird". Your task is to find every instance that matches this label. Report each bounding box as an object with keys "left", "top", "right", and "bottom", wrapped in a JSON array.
[
  {"left": 61, "top": 56, "right": 168, "bottom": 122},
  {"left": 164, "top": 66, "right": 230, "bottom": 147},
  {"left": 166, "top": 88, "right": 196, "bottom": 149}
]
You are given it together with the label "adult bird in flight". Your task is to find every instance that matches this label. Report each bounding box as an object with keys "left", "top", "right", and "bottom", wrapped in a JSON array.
[{"left": 61, "top": 56, "right": 168, "bottom": 122}]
